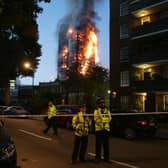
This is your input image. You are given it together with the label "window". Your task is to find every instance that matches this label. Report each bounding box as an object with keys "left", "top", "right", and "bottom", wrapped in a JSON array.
[
  {"left": 163, "top": 95, "right": 168, "bottom": 111},
  {"left": 120, "top": 47, "right": 128, "bottom": 62},
  {"left": 120, "top": 96, "right": 129, "bottom": 105},
  {"left": 10, "top": 80, "right": 15, "bottom": 89},
  {"left": 120, "top": 71, "right": 130, "bottom": 87},
  {"left": 141, "top": 16, "right": 150, "bottom": 25},
  {"left": 120, "top": 24, "right": 129, "bottom": 39},
  {"left": 120, "top": 1, "right": 128, "bottom": 16}
]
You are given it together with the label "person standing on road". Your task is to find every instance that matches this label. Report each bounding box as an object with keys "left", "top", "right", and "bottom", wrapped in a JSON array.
[
  {"left": 43, "top": 99, "right": 58, "bottom": 135},
  {"left": 71, "top": 104, "right": 90, "bottom": 164},
  {"left": 94, "top": 98, "right": 112, "bottom": 163}
]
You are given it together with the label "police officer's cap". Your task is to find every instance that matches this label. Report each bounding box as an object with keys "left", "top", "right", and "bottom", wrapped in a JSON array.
[
  {"left": 80, "top": 104, "right": 86, "bottom": 108},
  {"left": 97, "top": 98, "right": 105, "bottom": 104}
]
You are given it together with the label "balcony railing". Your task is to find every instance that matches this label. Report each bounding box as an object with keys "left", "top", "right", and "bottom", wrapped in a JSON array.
[
  {"left": 131, "top": 18, "right": 168, "bottom": 39},
  {"left": 130, "top": 0, "right": 167, "bottom": 12},
  {"left": 132, "top": 78, "right": 168, "bottom": 91},
  {"left": 131, "top": 48, "right": 167, "bottom": 64}
]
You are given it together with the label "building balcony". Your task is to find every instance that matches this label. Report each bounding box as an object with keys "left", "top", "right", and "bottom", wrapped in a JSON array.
[
  {"left": 130, "top": 0, "right": 167, "bottom": 13},
  {"left": 132, "top": 78, "right": 168, "bottom": 91},
  {"left": 131, "top": 48, "right": 167, "bottom": 64},
  {"left": 131, "top": 18, "right": 168, "bottom": 40}
]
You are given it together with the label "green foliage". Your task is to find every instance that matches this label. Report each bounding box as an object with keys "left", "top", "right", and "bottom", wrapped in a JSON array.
[
  {"left": 31, "top": 91, "right": 62, "bottom": 114},
  {"left": 63, "top": 64, "right": 110, "bottom": 110}
]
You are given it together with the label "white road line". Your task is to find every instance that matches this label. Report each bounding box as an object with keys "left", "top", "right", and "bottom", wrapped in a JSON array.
[
  {"left": 18, "top": 129, "right": 52, "bottom": 141},
  {"left": 88, "top": 152, "right": 140, "bottom": 168}
]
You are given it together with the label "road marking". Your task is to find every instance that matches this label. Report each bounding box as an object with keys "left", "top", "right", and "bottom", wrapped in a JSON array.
[
  {"left": 18, "top": 129, "right": 52, "bottom": 141},
  {"left": 88, "top": 152, "right": 139, "bottom": 168}
]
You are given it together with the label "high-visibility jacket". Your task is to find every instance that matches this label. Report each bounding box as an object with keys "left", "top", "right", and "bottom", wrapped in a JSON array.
[
  {"left": 48, "top": 104, "right": 56, "bottom": 119},
  {"left": 94, "top": 108, "right": 111, "bottom": 132},
  {"left": 72, "top": 112, "right": 90, "bottom": 137}
]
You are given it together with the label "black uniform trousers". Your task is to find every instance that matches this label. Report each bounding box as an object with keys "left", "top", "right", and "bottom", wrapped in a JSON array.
[
  {"left": 44, "top": 116, "right": 57, "bottom": 134},
  {"left": 95, "top": 130, "right": 110, "bottom": 161},
  {"left": 72, "top": 135, "right": 88, "bottom": 162}
]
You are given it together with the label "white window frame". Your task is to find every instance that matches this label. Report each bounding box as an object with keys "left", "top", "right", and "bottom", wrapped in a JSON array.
[
  {"left": 120, "top": 71, "right": 130, "bottom": 87},
  {"left": 120, "top": 96, "right": 129, "bottom": 105}
]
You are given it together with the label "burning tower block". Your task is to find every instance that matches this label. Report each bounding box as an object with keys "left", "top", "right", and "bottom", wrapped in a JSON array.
[{"left": 57, "top": 0, "right": 99, "bottom": 80}]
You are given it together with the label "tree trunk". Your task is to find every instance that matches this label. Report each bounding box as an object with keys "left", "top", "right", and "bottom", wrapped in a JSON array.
[{"left": 5, "top": 81, "right": 10, "bottom": 105}]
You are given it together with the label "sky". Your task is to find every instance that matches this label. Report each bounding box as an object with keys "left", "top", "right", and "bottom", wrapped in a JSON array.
[{"left": 20, "top": 0, "right": 109, "bottom": 85}]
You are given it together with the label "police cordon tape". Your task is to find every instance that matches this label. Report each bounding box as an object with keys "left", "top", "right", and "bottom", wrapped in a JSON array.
[{"left": 0, "top": 111, "right": 168, "bottom": 118}]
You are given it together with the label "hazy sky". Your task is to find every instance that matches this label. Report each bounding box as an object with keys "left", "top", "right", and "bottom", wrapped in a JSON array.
[{"left": 20, "top": 0, "right": 109, "bottom": 85}]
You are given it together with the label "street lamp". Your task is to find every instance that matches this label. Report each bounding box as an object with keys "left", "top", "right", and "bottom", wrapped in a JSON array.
[{"left": 23, "top": 62, "right": 35, "bottom": 96}]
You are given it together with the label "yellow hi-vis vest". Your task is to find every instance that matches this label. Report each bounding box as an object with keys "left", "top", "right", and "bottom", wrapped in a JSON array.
[
  {"left": 94, "top": 108, "right": 111, "bottom": 132},
  {"left": 72, "top": 112, "right": 90, "bottom": 137},
  {"left": 48, "top": 105, "right": 56, "bottom": 119}
]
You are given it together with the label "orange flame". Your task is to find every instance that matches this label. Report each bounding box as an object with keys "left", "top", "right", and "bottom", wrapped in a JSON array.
[
  {"left": 65, "top": 24, "right": 99, "bottom": 76},
  {"left": 81, "top": 29, "right": 98, "bottom": 75},
  {"left": 74, "top": 24, "right": 98, "bottom": 75},
  {"left": 61, "top": 46, "right": 68, "bottom": 58}
]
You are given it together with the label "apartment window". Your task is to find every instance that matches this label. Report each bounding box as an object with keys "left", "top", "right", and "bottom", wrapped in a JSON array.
[
  {"left": 120, "top": 1, "right": 128, "bottom": 16},
  {"left": 120, "top": 47, "right": 128, "bottom": 62},
  {"left": 163, "top": 95, "right": 168, "bottom": 111},
  {"left": 120, "top": 71, "right": 130, "bottom": 87},
  {"left": 141, "top": 16, "right": 151, "bottom": 25},
  {"left": 120, "top": 96, "right": 129, "bottom": 106},
  {"left": 120, "top": 24, "right": 129, "bottom": 39}
]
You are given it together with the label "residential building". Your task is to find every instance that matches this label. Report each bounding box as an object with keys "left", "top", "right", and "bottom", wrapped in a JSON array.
[{"left": 110, "top": 0, "right": 168, "bottom": 112}]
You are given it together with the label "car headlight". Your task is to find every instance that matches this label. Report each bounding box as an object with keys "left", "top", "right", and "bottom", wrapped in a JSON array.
[{"left": 0, "top": 143, "right": 16, "bottom": 160}]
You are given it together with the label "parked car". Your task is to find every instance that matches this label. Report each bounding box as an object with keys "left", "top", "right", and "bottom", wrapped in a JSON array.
[
  {"left": 0, "top": 120, "right": 17, "bottom": 167},
  {"left": 56, "top": 105, "right": 80, "bottom": 129},
  {"left": 110, "top": 114, "right": 158, "bottom": 140},
  {"left": 4, "top": 106, "right": 29, "bottom": 117}
]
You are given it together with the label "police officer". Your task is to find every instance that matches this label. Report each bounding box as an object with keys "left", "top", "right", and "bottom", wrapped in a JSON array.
[
  {"left": 43, "top": 99, "right": 58, "bottom": 134},
  {"left": 94, "top": 98, "right": 112, "bottom": 163},
  {"left": 71, "top": 104, "right": 90, "bottom": 164}
]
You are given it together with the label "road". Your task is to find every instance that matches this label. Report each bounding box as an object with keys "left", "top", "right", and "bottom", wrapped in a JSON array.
[{"left": 2, "top": 118, "right": 168, "bottom": 168}]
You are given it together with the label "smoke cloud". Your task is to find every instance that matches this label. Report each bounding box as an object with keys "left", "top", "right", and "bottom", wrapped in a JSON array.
[{"left": 57, "top": 0, "right": 101, "bottom": 34}]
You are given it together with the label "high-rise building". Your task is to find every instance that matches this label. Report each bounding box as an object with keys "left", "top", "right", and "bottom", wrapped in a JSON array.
[
  {"left": 110, "top": 0, "right": 168, "bottom": 112},
  {"left": 57, "top": 0, "right": 98, "bottom": 81}
]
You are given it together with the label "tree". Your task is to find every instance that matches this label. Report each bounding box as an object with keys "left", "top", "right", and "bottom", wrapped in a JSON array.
[
  {"left": 84, "top": 65, "right": 110, "bottom": 111},
  {"left": 0, "top": 0, "right": 51, "bottom": 104},
  {"left": 63, "top": 64, "right": 110, "bottom": 111}
]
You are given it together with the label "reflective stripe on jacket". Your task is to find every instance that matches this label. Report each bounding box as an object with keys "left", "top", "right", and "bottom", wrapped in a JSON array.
[
  {"left": 48, "top": 105, "right": 56, "bottom": 119},
  {"left": 94, "top": 108, "right": 111, "bottom": 132},
  {"left": 72, "top": 112, "right": 90, "bottom": 137}
]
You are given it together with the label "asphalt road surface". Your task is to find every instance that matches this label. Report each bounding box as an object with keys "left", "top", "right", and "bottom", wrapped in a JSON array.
[{"left": 2, "top": 118, "right": 168, "bottom": 168}]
